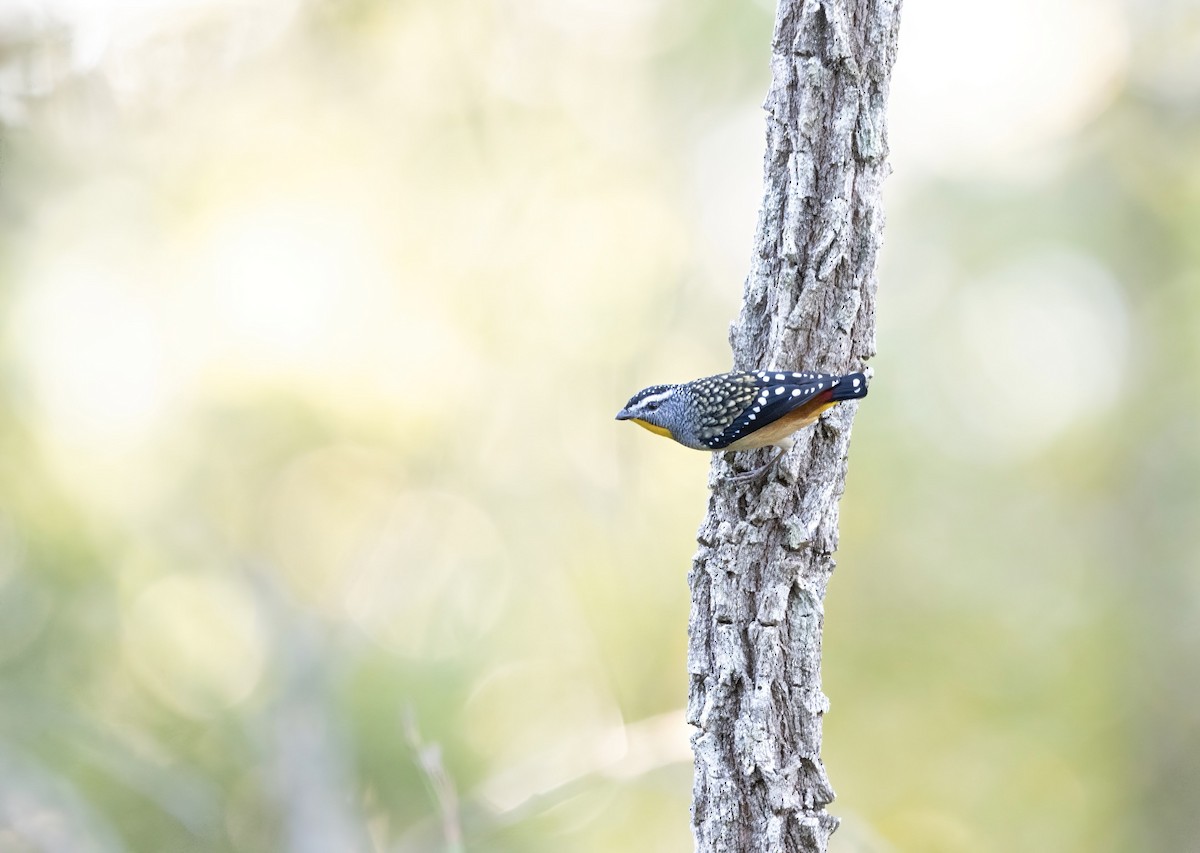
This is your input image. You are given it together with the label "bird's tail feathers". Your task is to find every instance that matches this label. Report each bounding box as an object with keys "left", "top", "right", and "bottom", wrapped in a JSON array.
[{"left": 830, "top": 372, "right": 869, "bottom": 401}]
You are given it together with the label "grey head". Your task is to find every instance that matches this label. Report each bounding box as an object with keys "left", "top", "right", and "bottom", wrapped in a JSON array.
[{"left": 615, "top": 382, "right": 706, "bottom": 449}]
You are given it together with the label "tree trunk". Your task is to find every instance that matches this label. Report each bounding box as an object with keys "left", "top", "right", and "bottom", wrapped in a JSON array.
[{"left": 687, "top": 1, "right": 902, "bottom": 850}]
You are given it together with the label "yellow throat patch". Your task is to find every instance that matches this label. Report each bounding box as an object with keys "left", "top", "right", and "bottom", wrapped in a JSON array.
[{"left": 631, "top": 418, "right": 673, "bottom": 439}]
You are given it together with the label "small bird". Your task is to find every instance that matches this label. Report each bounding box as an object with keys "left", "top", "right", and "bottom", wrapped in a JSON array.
[{"left": 616, "top": 368, "right": 869, "bottom": 481}]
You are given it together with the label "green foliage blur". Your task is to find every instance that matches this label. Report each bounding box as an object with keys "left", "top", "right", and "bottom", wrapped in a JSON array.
[{"left": 0, "top": 0, "right": 1196, "bottom": 850}]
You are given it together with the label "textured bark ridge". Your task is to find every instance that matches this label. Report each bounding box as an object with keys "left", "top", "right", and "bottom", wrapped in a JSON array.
[{"left": 687, "top": 1, "right": 902, "bottom": 851}]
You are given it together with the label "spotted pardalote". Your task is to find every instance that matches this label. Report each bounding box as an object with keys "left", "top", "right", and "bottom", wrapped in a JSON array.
[{"left": 616, "top": 369, "right": 869, "bottom": 480}]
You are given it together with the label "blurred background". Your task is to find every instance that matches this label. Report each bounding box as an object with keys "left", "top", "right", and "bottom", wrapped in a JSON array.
[{"left": 0, "top": 0, "right": 1196, "bottom": 850}]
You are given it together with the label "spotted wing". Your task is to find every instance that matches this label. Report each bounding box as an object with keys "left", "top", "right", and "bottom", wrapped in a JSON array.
[{"left": 697, "top": 370, "right": 863, "bottom": 450}]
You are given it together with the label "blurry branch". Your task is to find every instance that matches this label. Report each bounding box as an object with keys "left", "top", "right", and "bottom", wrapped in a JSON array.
[
  {"left": 402, "top": 707, "right": 464, "bottom": 853},
  {"left": 475, "top": 710, "right": 692, "bottom": 819},
  {"left": 688, "top": 1, "right": 902, "bottom": 851}
]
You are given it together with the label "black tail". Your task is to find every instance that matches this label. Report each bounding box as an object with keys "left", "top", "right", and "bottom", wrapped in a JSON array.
[{"left": 830, "top": 372, "right": 869, "bottom": 401}]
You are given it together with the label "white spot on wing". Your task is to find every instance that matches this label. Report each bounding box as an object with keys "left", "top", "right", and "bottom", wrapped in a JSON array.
[{"left": 774, "top": 387, "right": 785, "bottom": 395}]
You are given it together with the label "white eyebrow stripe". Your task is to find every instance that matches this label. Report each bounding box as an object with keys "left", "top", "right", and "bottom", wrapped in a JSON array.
[{"left": 635, "top": 390, "right": 674, "bottom": 407}]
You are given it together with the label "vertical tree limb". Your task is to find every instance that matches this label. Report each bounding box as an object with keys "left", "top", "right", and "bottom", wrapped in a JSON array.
[{"left": 687, "top": 1, "right": 902, "bottom": 850}]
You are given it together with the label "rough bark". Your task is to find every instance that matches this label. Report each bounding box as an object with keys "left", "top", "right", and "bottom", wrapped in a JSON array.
[{"left": 687, "top": 1, "right": 902, "bottom": 851}]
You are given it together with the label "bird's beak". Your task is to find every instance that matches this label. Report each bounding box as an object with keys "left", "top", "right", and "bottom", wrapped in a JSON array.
[{"left": 615, "top": 408, "right": 633, "bottom": 421}]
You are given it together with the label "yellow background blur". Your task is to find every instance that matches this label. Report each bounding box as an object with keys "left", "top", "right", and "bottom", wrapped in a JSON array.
[{"left": 0, "top": 1, "right": 1196, "bottom": 850}]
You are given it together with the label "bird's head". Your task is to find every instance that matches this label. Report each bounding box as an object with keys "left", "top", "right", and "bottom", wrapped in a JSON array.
[{"left": 615, "top": 383, "right": 681, "bottom": 440}]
